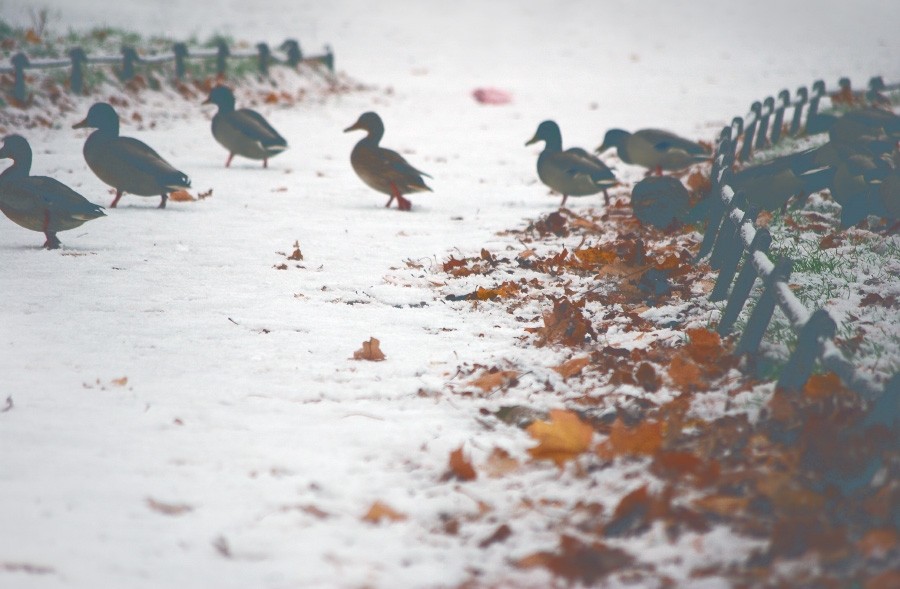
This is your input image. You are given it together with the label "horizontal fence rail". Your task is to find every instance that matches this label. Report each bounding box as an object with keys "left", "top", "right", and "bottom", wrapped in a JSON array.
[
  {"left": 695, "top": 78, "right": 896, "bottom": 398},
  {"left": 1, "top": 38, "right": 335, "bottom": 102}
]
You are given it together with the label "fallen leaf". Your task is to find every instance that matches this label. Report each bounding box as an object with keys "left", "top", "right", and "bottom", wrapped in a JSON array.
[
  {"left": 518, "top": 535, "right": 634, "bottom": 583},
  {"left": 802, "top": 372, "right": 845, "bottom": 400},
  {"left": 684, "top": 328, "right": 722, "bottom": 364},
  {"left": 668, "top": 353, "right": 705, "bottom": 390},
  {"left": 527, "top": 409, "right": 594, "bottom": 466},
  {"left": 444, "top": 446, "right": 477, "bottom": 481},
  {"left": 472, "top": 281, "right": 520, "bottom": 301},
  {"left": 288, "top": 240, "right": 304, "bottom": 261},
  {"left": 478, "top": 524, "right": 512, "bottom": 548},
  {"left": 573, "top": 246, "right": 617, "bottom": 269},
  {"left": 168, "top": 190, "right": 195, "bottom": 202},
  {"left": 146, "top": 497, "right": 193, "bottom": 516},
  {"left": 819, "top": 233, "right": 843, "bottom": 249},
  {"left": 483, "top": 447, "right": 520, "bottom": 477},
  {"left": 635, "top": 362, "right": 661, "bottom": 392},
  {"left": 858, "top": 528, "right": 898, "bottom": 558},
  {"left": 111, "top": 376, "right": 128, "bottom": 387},
  {"left": 693, "top": 494, "right": 749, "bottom": 517},
  {"left": 352, "top": 338, "right": 386, "bottom": 361},
  {"left": 552, "top": 356, "right": 590, "bottom": 380},
  {"left": 603, "top": 418, "right": 664, "bottom": 457},
  {"left": 469, "top": 369, "right": 518, "bottom": 392},
  {"left": 362, "top": 501, "right": 407, "bottom": 523},
  {"left": 531, "top": 296, "right": 597, "bottom": 348}
]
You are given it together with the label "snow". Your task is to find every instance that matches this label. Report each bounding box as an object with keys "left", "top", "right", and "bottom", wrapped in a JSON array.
[{"left": 2, "top": 0, "right": 899, "bottom": 587}]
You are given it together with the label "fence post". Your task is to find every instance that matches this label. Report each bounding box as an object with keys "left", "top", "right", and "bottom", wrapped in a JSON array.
[
  {"left": 68, "top": 47, "right": 86, "bottom": 94},
  {"left": 770, "top": 89, "right": 789, "bottom": 144},
  {"left": 739, "top": 102, "right": 760, "bottom": 162},
  {"left": 789, "top": 87, "right": 807, "bottom": 136},
  {"left": 11, "top": 52, "right": 29, "bottom": 103},
  {"left": 120, "top": 46, "right": 138, "bottom": 81},
  {"left": 805, "top": 80, "right": 825, "bottom": 132},
  {"left": 320, "top": 45, "right": 335, "bottom": 73},
  {"left": 257, "top": 42, "right": 271, "bottom": 76},
  {"left": 717, "top": 228, "right": 771, "bottom": 335},
  {"left": 735, "top": 258, "right": 793, "bottom": 356},
  {"left": 281, "top": 39, "right": 302, "bottom": 68},
  {"left": 730, "top": 117, "right": 743, "bottom": 162},
  {"left": 754, "top": 97, "right": 773, "bottom": 149},
  {"left": 694, "top": 167, "right": 728, "bottom": 262},
  {"left": 709, "top": 189, "right": 747, "bottom": 270},
  {"left": 216, "top": 41, "right": 230, "bottom": 77},
  {"left": 709, "top": 205, "right": 759, "bottom": 302},
  {"left": 776, "top": 309, "right": 837, "bottom": 391},
  {"left": 173, "top": 43, "right": 187, "bottom": 79}
]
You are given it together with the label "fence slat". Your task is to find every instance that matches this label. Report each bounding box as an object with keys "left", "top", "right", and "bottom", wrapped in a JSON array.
[
  {"left": 734, "top": 258, "right": 793, "bottom": 357},
  {"left": 777, "top": 309, "right": 837, "bottom": 390},
  {"left": 717, "top": 228, "right": 772, "bottom": 336}
]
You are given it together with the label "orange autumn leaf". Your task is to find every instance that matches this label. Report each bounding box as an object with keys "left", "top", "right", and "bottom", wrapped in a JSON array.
[
  {"left": 352, "top": 337, "right": 386, "bottom": 361},
  {"left": 858, "top": 528, "right": 898, "bottom": 558},
  {"left": 473, "top": 281, "right": 520, "bottom": 301},
  {"left": 527, "top": 409, "right": 594, "bottom": 466},
  {"left": 362, "top": 501, "right": 407, "bottom": 523},
  {"left": 802, "top": 372, "right": 844, "bottom": 400},
  {"left": 693, "top": 494, "right": 749, "bottom": 517},
  {"left": 469, "top": 369, "right": 518, "bottom": 392},
  {"left": 606, "top": 418, "right": 664, "bottom": 456},
  {"left": 446, "top": 446, "right": 477, "bottom": 481},
  {"left": 146, "top": 497, "right": 193, "bottom": 516},
  {"left": 573, "top": 246, "right": 617, "bottom": 268},
  {"left": 110, "top": 376, "right": 128, "bottom": 387},
  {"left": 667, "top": 353, "right": 704, "bottom": 390},
  {"left": 168, "top": 190, "right": 195, "bottom": 202},
  {"left": 483, "top": 447, "right": 519, "bottom": 478},
  {"left": 264, "top": 92, "right": 279, "bottom": 104},
  {"left": 517, "top": 535, "right": 633, "bottom": 584},
  {"left": 531, "top": 296, "right": 597, "bottom": 348},
  {"left": 552, "top": 356, "right": 590, "bottom": 380},
  {"left": 684, "top": 328, "right": 722, "bottom": 364},
  {"left": 686, "top": 170, "right": 711, "bottom": 193}
]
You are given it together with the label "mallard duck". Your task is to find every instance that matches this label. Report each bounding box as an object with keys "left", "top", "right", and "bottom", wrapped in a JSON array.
[
  {"left": 526, "top": 120, "right": 616, "bottom": 207},
  {"left": 72, "top": 102, "right": 190, "bottom": 208},
  {"left": 596, "top": 128, "right": 709, "bottom": 174},
  {"left": 344, "top": 112, "right": 431, "bottom": 211},
  {"left": 0, "top": 134, "right": 105, "bottom": 249},
  {"left": 202, "top": 85, "right": 288, "bottom": 168}
]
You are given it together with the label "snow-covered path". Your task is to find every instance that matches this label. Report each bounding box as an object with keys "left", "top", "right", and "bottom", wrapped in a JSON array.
[{"left": 1, "top": 1, "right": 898, "bottom": 587}]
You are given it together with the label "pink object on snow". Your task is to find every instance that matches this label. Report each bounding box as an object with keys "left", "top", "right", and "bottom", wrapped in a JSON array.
[{"left": 472, "top": 87, "right": 513, "bottom": 105}]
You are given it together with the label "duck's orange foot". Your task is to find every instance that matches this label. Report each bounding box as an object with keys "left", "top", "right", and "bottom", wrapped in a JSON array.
[{"left": 397, "top": 195, "right": 412, "bottom": 211}]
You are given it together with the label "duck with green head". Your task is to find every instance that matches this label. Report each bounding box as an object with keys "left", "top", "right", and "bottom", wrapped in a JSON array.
[
  {"left": 73, "top": 102, "right": 191, "bottom": 209},
  {"left": 202, "top": 85, "right": 288, "bottom": 168},
  {"left": 596, "top": 128, "right": 709, "bottom": 175},
  {"left": 0, "top": 134, "right": 105, "bottom": 249},
  {"left": 344, "top": 112, "right": 432, "bottom": 211},
  {"left": 526, "top": 120, "right": 616, "bottom": 207}
]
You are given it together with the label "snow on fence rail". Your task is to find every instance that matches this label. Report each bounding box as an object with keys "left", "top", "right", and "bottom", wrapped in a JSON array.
[
  {"left": 694, "top": 76, "right": 897, "bottom": 398},
  {"left": 0, "top": 39, "right": 335, "bottom": 102}
]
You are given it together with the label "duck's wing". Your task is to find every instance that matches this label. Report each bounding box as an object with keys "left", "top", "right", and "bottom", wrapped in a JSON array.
[
  {"left": 562, "top": 148, "right": 616, "bottom": 185},
  {"left": 380, "top": 147, "right": 432, "bottom": 180},
  {"left": 234, "top": 109, "right": 288, "bottom": 148},
  {"left": 638, "top": 129, "right": 709, "bottom": 155},
  {"left": 116, "top": 137, "right": 191, "bottom": 188},
  {"left": 25, "top": 176, "right": 106, "bottom": 218}
]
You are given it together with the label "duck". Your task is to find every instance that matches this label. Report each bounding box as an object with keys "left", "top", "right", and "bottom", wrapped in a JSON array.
[
  {"left": 0, "top": 134, "right": 105, "bottom": 249},
  {"left": 202, "top": 85, "right": 288, "bottom": 168},
  {"left": 595, "top": 128, "right": 709, "bottom": 174},
  {"left": 526, "top": 120, "right": 616, "bottom": 207},
  {"left": 344, "top": 112, "right": 431, "bottom": 211},
  {"left": 72, "top": 102, "right": 191, "bottom": 208}
]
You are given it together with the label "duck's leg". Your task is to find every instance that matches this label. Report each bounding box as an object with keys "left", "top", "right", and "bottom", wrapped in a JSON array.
[
  {"left": 560, "top": 194, "right": 569, "bottom": 207},
  {"left": 655, "top": 165, "right": 663, "bottom": 176},
  {"left": 389, "top": 183, "right": 411, "bottom": 211},
  {"left": 110, "top": 190, "right": 123, "bottom": 208},
  {"left": 225, "top": 153, "right": 234, "bottom": 168},
  {"left": 263, "top": 158, "right": 268, "bottom": 169},
  {"left": 384, "top": 194, "right": 396, "bottom": 208},
  {"left": 603, "top": 190, "right": 610, "bottom": 206},
  {"left": 159, "top": 193, "right": 168, "bottom": 209},
  {"left": 42, "top": 211, "right": 60, "bottom": 249}
]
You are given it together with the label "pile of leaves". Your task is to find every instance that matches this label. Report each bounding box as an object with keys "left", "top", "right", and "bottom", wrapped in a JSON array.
[{"left": 416, "top": 187, "right": 899, "bottom": 586}]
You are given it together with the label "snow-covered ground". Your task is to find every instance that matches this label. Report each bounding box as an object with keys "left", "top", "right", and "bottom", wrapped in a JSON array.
[{"left": 1, "top": 1, "right": 899, "bottom": 587}]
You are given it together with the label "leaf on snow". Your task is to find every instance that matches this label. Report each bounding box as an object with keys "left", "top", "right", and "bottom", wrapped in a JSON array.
[
  {"left": 526, "top": 409, "right": 594, "bottom": 466},
  {"left": 362, "top": 501, "right": 407, "bottom": 523},
  {"left": 146, "top": 497, "right": 193, "bottom": 516},
  {"left": 442, "top": 446, "right": 477, "bottom": 481},
  {"left": 552, "top": 356, "right": 590, "bottom": 380},
  {"left": 352, "top": 337, "right": 386, "bottom": 361},
  {"left": 483, "top": 447, "right": 520, "bottom": 477},
  {"left": 596, "top": 418, "right": 664, "bottom": 459},
  {"left": 517, "top": 534, "right": 634, "bottom": 584},
  {"left": 469, "top": 369, "right": 518, "bottom": 392},
  {"left": 168, "top": 190, "right": 195, "bottom": 202}
]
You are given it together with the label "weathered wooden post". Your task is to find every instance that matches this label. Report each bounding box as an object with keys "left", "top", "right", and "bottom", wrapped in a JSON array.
[
  {"left": 789, "top": 87, "right": 808, "bottom": 136},
  {"left": 735, "top": 258, "right": 793, "bottom": 356},
  {"left": 739, "top": 102, "right": 761, "bottom": 162},
  {"left": 776, "top": 309, "right": 837, "bottom": 391},
  {"left": 281, "top": 39, "right": 302, "bottom": 68},
  {"left": 754, "top": 97, "right": 774, "bottom": 149},
  {"left": 770, "top": 89, "right": 790, "bottom": 144},
  {"left": 717, "top": 228, "right": 771, "bottom": 336},
  {"left": 173, "top": 43, "right": 187, "bottom": 79},
  {"left": 709, "top": 206, "right": 759, "bottom": 302},
  {"left": 257, "top": 42, "right": 271, "bottom": 76},
  {"left": 709, "top": 190, "right": 747, "bottom": 270},
  {"left": 68, "top": 47, "right": 87, "bottom": 94},
  {"left": 216, "top": 40, "right": 230, "bottom": 77},
  {"left": 120, "top": 46, "right": 138, "bottom": 81},
  {"left": 11, "top": 52, "right": 29, "bottom": 103}
]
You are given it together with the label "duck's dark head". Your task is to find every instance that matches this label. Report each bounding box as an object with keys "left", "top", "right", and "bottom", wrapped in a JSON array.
[
  {"left": 72, "top": 103, "right": 120, "bottom": 134},
  {"left": 0, "top": 134, "right": 32, "bottom": 177},
  {"left": 596, "top": 129, "right": 629, "bottom": 154},
  {"left": 344, "top": 112, "right": 384, "bottom": 141},
  {"left": 202, "top": 85, "right": 236, "bottom": 112},
  {"left": 525, "top": 120, "right": 562, "bottom": 150}
]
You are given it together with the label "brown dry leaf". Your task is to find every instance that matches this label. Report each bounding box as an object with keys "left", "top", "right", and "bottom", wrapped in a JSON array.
[
  {"left": 757, "top": 473, "right": 825, "bottom": 514},
  {"left": 483, "top": 447, "right": 519, "bottom": 477},
  {"left": 635, "top": 362, "right": 661, "bottom": 392},
  {"left": 110, "top": 376, "right": 128, "bottom": 387},
  {"left": 264, "top": 92, "right": 279, "bottom": 104},
  {"left": 802, "top": 372, "right": 844, "bottom": 400},
  {"left": 362, "top": 501, "right": 407, "bottom": 523},
  {"left": 819, "top": 233, "right": 844, "bottom": 249},
  {"left": 686, "top": 170, "right": 711, "bottom": 193},
  {"left": 25, "top": 29, "right": 42, "bottom": 44},
  {"left": 531, "top": 296, "right": 597, "bottom": 348},
  {"left": 605, "top": 418, "right": 664, "bottom": 456},
  {"left": 693, "top": 494, "right": 749, "bottom": 517},
  {"left": 469, "top": 369, "right": 518, "bottom": 393},
  {"left": 526, "top": 409, "right": 594, "bottom": 466},
  {"left": 473, "top": 281, "right": 520, "bottom": 301},
  {"left": 684, "top": 328, "right": 723, "bottom": 364},
  {"left": 858, "top": 528, "right": 898, "bottom": 558},
  {"left": 552, "top": 356, "right": 590, "bottom": 380},
  {"left": 668, "top": 353, "right": 705, "bottom": 390},
  {"left": 478, "top": 524, "right": 512, "bottom": 548},
  {"left": 288, "top": 241, "right": 304, "bottom": 261},
  {"left": 352, "top": 337, "right": 386, "bottom": 361},
  {"left": 146, "top": 497, "right": 193, "bottom": 516},
  {"left": 757, "top": 210, "right": 774, "bottom": 228},
  {"left": 168, "top": 190, "right": 195, "bottom": 202},
  {"left": 517, "top": 535, "right": 634, "bottom": 584},
  {"left": 445, "top": 446, "right": 477, "bottom": 481},
  {"left": 573, "top": 246, "right": 617, "bottom": 269}
]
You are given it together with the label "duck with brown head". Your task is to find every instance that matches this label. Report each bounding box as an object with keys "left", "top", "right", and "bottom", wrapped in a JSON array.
[
  {"left": 73, "top": 102, "right": 191, "bottom": 209},
  {"left": 203, "top": 85, "right": 288, "bottom": 168},
  {"left": 344, "top": 112, "right": 431, "bottom": 211}
]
